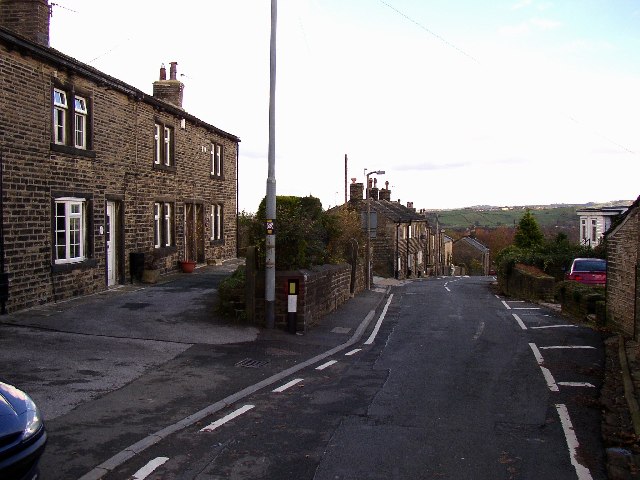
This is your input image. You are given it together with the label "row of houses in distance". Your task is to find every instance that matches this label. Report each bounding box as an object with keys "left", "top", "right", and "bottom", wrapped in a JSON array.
[{"left": 346, "top": 178, "right": 491, "bottom": 279}]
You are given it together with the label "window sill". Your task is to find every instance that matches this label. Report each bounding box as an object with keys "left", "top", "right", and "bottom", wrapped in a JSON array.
[
  {"left": 209, "top": 239, "right": 225, "bottom": 246},
  {"left": 153, "top": 163, "right": 177, "bottom": 173},
  {"left": 51, "top": 258, "right": 97, "bottom": 273},
  {"left": 50, "top": 143, "right": 96, "bottom": 158},
  {"left": 210, "top": 174, "right": 225, "bottom": 180}
]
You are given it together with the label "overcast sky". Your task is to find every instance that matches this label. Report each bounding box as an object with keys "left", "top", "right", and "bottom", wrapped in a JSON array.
[{"left": 49, "top": 0, "right": 640, "bottom": 212}]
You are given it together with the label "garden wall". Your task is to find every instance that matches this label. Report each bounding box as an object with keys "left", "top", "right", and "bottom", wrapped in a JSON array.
[
  {"left": 251, "top": 261, "right": 366, "bottom": 332},
  {"left": 499, "top": 263, "right": 555, "bottom": 302}
]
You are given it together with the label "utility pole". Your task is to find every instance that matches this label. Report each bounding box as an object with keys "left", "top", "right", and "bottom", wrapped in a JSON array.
[{"left": 265, "top": 0, "right": 277, "bottom": 329}]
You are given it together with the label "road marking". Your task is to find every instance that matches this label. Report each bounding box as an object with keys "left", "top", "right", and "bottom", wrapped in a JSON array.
[
  {"left": 501, "top": 301, "right": 511, "bottom": 310},
  {"left": 345, "top": 349, "right": 361, "bottom": 356},
  {"left": 529, "top": 343, "right": 559, "bottom": 392},
  {"left": 531, "top": 325, "right": 578, "bottom": 330},
  {"left": 445, "top": 287, "right": 451, "bottom": 292},
  {"left": 200, "top": 405, "right": 255, "bottom": 432},
  {"left": 132, "top": 457, "right": 169, "bottom": 480},
  {"left": 540, "top": 346, "right": 595, "bottom": 350},
  {"left": 558, "top": 382, "right": 595, "bottom": 388},
  {"left": 513, "top": 307, "right": 541, "bottom": 310},
  {"left": 272, "top": 378, "right": 304, "bottom": 393},
  {"left": 316, "top": 360, "right": 338, "bottom": 370},
  {"left": 473, "top": 321, "right": 485, "bottom": 340},
  {"left": 512, "top": 313, "right": 527, "bottom": 330},
  {"left": 556, "top": 404, "right": 594, "bottom": 480},
  {"left": 364, "top": 294, "right": 394, "bottom": 345}
]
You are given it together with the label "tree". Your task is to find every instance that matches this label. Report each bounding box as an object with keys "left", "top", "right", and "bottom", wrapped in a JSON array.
[{"left": 514, "top": 209, "right": 544, "bottom": 249}]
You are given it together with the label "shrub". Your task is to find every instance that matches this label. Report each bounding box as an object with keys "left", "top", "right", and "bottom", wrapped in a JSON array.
[{"left": 216, "top": 266, "right": 246, "bottom": 318}]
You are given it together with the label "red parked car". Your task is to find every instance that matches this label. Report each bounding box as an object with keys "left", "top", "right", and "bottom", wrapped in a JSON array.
[{"left": 567, "top": 258, "right": 607, "bottom": 286}]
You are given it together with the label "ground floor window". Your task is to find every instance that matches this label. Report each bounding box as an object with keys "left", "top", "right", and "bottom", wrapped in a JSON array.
[
  {"left": 54, "top": 198, "right": 87, "bottom": 264},
  {"left": 211, "top": 204, "right": 223, "bottom": 241},
  {"left": 154, "top": 202, "right": 175, "bottom": 248}
]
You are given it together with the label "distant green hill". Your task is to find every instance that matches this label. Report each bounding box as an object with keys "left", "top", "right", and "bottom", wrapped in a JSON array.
[{"left": 424, "top": 206, "right": 581, "bottom": 230}]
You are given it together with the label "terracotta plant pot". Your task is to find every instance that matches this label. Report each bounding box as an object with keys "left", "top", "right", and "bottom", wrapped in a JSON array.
[{"left": 180, "top": 260, "right": 196, "bottom": 273}]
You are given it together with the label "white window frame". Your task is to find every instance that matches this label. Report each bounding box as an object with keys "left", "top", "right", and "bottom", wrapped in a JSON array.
[
  {"left": 54, "top": 197, "right": 86, "bottom": 264},
  {"left": 53, "top": 88, "right": 67, "bottom": 145},
  {"left": 591, "top": 219, "right": 597, "bottom": 243},
  {"left": 211, "top": 143, "right": 222, "bottom": 176},
  {"left": 154, "top": 124, "right": 162, "bottom": 165},
  {"left": 211, "top": 204, "right": 222, "bottom": 241},
  {"left": 154, "top": 202, "right": 174, "bottom": 248},
  {"left": 74, "top": 96, "right": 88, "bottom": 149},
  {"left": 164, "top": 203, "right": 172, "bottom": 246},
  {"left": 163, "top": 126, "right": 172, "bottom": 166}
]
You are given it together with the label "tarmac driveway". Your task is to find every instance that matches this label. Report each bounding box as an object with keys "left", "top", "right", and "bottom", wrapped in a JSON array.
[{"left": 0, "top": 259, "right": 258, "bottom": 421}]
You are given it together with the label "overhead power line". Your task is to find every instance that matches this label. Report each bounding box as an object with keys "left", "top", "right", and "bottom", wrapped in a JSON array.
[{"left": 380, "top": 0, "right": 480, "bottom": 64}]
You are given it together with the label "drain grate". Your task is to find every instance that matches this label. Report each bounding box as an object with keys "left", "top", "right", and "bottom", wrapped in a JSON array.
[{"left": 235, "top": 358, "right": 270, "bottom": 368}]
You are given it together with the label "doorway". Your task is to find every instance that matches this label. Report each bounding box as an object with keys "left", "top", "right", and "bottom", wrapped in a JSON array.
[
  {"left": 106, "top": 201, "right": 118, "bottom": 286},
  {"left": 184, "top": 203, "right": 204, "bottom": 263}
]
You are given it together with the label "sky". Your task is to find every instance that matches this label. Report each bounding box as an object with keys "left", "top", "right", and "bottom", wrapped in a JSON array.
[{"left": 49, "top": 0, "right": 640, "bottom": 212}]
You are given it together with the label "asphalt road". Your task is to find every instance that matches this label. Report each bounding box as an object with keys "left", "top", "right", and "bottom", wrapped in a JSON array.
[{"left": 89, "top": 276, "right": 605, "bottom": 479}]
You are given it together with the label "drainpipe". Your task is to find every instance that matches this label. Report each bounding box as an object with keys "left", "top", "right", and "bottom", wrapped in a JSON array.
[
  {"left": 406, "top": 221, "right": 411, "bottom": 278},
  {"left": 0, "top": 151, "right": 7, "bottom": 314},
  {"left": 395, "top": 223, "right": 400, "bottom": 279}
]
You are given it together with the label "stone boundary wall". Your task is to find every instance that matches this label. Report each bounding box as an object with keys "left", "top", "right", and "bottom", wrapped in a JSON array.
[
  {"left": 554, "top": 281, "right": 606, "bottom": 322},
  {"left": 253, "top": 262, "right": 366, "bottom": 332},
  {"left": 499, "top": 264, "right": 555, "bottom": 302}
]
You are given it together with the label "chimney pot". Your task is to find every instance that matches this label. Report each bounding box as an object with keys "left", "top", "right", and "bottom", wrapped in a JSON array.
[
  {"left": 169, "top": 61, "right": 178, "bottom": 80},
  {"left": 159, "top": 64, "right": 166, "bottom": 80}
]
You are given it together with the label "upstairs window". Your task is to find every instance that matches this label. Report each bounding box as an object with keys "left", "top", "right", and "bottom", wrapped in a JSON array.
[
  {"left": 154, "top": 202, "right": 174, "bottom": 248},
  {"left": 52, "top": 87, "right": 92, "bottom": 152},
  {"left": 211, "top": 142, "right": 223, "bottom": 177},
  {"left": 74, "top": 96, "right": 88, "bottom": 149},
  {"left": 53, "top": 88, "right": 67, "bottom": 145},
  {"left": 154, "top": 122, "right": 175, "bottom": 167}
]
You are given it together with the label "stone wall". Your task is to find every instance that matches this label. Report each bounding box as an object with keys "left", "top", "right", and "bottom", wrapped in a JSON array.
[
  {"left": 606, "top": 203, "right": 639, "bottom": 338},
  {"left": 499, "top": 264, "right": 555, "bottom": 302},
  {"left": 252, "top": 262, "right": 365, "bottom": 332}
]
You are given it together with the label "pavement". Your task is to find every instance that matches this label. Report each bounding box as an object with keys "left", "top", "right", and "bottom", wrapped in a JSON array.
[{"left": 0, "top": 258, "right": 392, "bottom": 480}]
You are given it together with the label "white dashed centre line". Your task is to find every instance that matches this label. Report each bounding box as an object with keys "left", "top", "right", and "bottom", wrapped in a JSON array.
[
  {"left": 345, "top": 349, "right": 362, "bottom": 356},
  {"left": 132, "top": 457, "right": 170, "bottom": 480},
  {"left": 316, "top": 360, "right": 338, "bottom": 371},
  {"left": 200, "top": 405, "right": 255, "bottom": 433},
  {"left": 272, "top": 378, "right": 304, "bottom": 393}
]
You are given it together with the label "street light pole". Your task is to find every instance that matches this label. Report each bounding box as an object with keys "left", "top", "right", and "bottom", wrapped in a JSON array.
[
  {"left": 365, "top": 169, "right": 384, "bottom": 290},
  {"left": 265, "top": 0, "right": 277, "bottom": 329}
]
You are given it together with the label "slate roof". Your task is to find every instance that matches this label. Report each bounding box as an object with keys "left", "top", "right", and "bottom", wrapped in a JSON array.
[
  {"left": 454, "top": 236, "right": 489, "bottom": 253},
  {"left": 371, "top": 199, "right": 426, "bottom": 223},
  {"left": 0, "top": 26, "right": 240, "bottom": 142}
]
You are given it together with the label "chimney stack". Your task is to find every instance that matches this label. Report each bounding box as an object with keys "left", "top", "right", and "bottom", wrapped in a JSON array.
[
  {"left": 153, "top": 61, "right": 184, "bottom": 108},
  {"left": 0, "top": 0, "right": 51, "bottom": 46},
  {"left": 349, "top": 178, "right": 364, "bottom": 203},
  {"left": 379, "top": 180, "right": 391, "bottom": 201},
  {"left": 370, "top": 177, "right": 379, "bottom": 200}
]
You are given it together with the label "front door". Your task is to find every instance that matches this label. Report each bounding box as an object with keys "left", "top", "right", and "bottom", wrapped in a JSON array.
[
  {"left": 184, "top": 203, "right": 205, "bottom": 263},
  {"left": 106, "top": 201, "right": 117, "bottom": 286}
]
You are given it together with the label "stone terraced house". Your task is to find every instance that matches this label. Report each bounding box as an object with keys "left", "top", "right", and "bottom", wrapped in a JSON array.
[
  {"left": 0, "top": 0, "right": 240, "bottom": 312},
  {"left": 348, "top": 179, "right": 428, "bottom": 280},
  {"left": 605, "top": 195, "right": 640, "bottom": 338}
]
